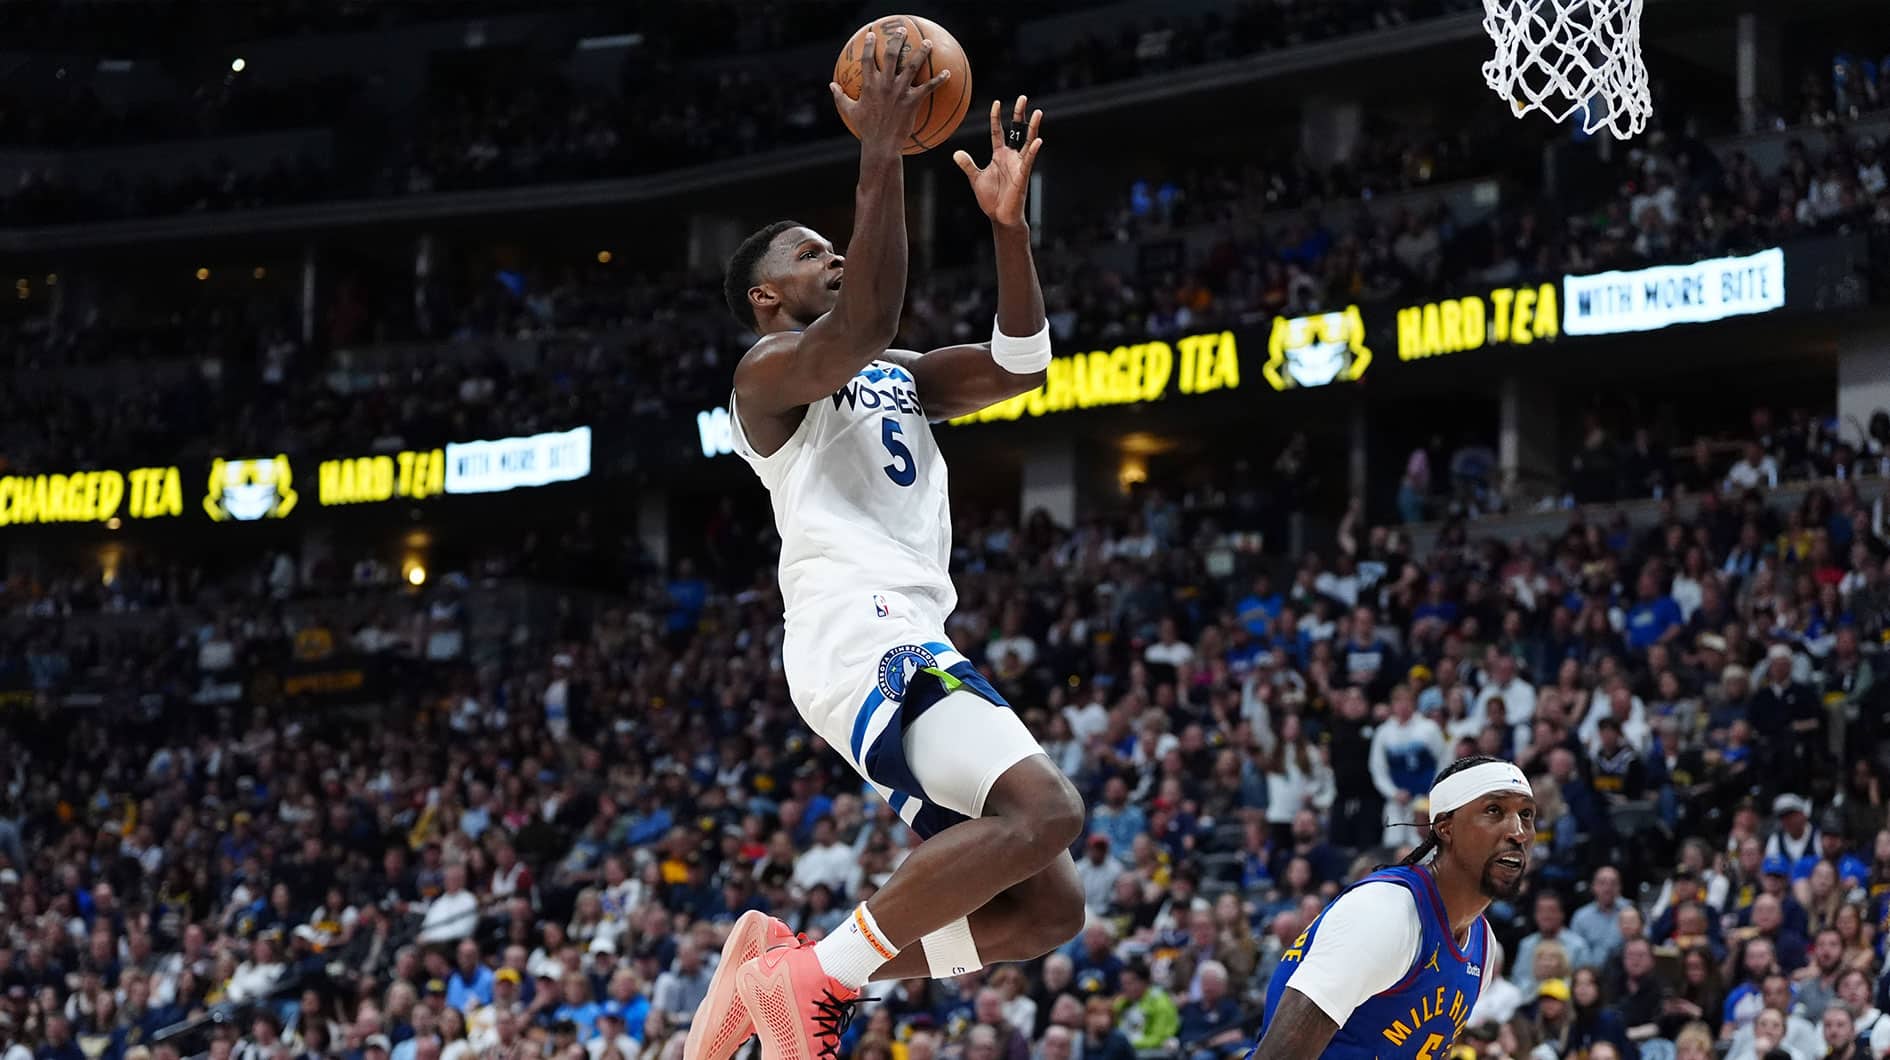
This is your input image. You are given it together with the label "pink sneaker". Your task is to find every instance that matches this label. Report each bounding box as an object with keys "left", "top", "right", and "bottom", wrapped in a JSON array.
[
  {"left": 735, "top": 943, "right": 864, "bottom": 1060},
  {"left": 683, "top": 911, "right": 799, "bottom": 1060}
]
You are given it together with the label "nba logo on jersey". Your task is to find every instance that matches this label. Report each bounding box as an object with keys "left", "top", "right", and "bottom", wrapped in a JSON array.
[
  {"left": 876, "top": 644, "right": 938, "bottom": 701},
  {"left": 874, "top": 594, "right": 891, "bottom": 618}
]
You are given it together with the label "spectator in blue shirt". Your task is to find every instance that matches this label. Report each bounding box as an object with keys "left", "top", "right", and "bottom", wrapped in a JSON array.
[
  {"left": 1071, "top": 921, "right": 1125, "bottom": 997},
  {"left": 1804, "top": 809, "right": 1870, "bottom": 886},
  {"left": 446, "top": 939, "right": 494, "bottom": 1012},
  {"left": 1236, "top": 575, "right": 1283, "bottom": 636},
  {"left": 1088, "top": 777, "right": 1146, "bottom": 863},
  {"left": 599, "top": 967, "right": 652, "bottom": 1044},
  {"left": 1625, "top": 567, "right": 1684, "bottom": 650},
  {"left": 553, "top": 973, "right": 603, "bottom": 1041},
  {"left": 1176, "top": 961, "right": 1246, "bottom": 1060},
  {"left": 1339, "top": 606, "right": 1396, "bottom": 693},
  {"left": 666, "top": 559, "right": 709, "bottom": 634},
  {"left": 1740, "top": 893, "right": 1809, "bottom": 973}
]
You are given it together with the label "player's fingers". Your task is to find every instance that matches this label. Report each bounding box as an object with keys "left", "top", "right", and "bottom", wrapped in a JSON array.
[
  {"left": 909, "top": 67, "right": 950, "bottom": 100},
  {"left": 905, "top": 39, "right": 935, "bottom": 86},
  {"left": 1027, "top": 108, "right": 1043, "bottom": 142},
  {"left": 1012, "top": 95, "right": 1028, "bottom": 125},
  {"left": 987, "top": 99, "right": 1003, "bottom": 151},
  {"left": 888, "top": 30, "right": 913, "bottom": 78},
  {"left": 952, "top": 150, "right": 979, "bottom": 178},
  {"left": 1020, "top": 138, "right": 1044, "bottom": 175},
  {"left": 863, "top": 32, "right": 879, "bottom": 74}
]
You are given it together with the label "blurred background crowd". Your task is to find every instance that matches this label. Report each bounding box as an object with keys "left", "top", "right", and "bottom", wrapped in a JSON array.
[{"left": 4, "top": 3, "right": 1890, "bottom": 1060}]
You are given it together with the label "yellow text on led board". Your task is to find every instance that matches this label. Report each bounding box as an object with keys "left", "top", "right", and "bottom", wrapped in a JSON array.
[
  {"left": 318, "top": 450, "right": 448, "bottom": 506},
  {"left": 0, "top": 466, "right": 184, "bottom": 526},
  {"left": 1396, "top": 283, "right": 1559, "bottom": 361},
  {"left": 952, "top": 331, "right": 1240, "bottom": 424}
]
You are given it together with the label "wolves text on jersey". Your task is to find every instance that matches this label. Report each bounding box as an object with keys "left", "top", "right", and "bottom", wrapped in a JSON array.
[{"left": 831, "top": 364, "right": 926, "bottom": 418}]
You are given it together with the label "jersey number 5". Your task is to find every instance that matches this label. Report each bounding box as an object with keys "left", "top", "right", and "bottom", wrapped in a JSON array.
[
  {"left": 1415, "top": 1033, "right": 1445, "bottom": 1060},
  {"left": 881, "top": 418, "right": 916, "bottom": 487}
]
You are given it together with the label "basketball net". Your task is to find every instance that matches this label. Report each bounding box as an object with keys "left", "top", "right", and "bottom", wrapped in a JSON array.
[{"left": 1481, "top": 0, "right": 1651, "bottom": 139}]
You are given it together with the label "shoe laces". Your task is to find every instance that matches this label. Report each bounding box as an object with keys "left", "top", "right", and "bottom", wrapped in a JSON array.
[{"left": 810, "top": 989, "right": 868, "bottom": 1060}]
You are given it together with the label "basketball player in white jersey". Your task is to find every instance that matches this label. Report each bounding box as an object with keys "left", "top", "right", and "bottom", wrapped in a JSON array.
[{"left": 683, "top": 28, "right": 1085, "bottom": 1060}]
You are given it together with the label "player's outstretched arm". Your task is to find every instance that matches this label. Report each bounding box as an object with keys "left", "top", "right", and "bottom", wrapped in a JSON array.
[
  {"left": 886, "top": 97, "right": 1048, "bottom": 421},
  {"left": 737, "top": 30, "right": 949, "bottom": 417},
  {"left": 1250, "top": 988, "right": 1341, "bottom": 1060}
]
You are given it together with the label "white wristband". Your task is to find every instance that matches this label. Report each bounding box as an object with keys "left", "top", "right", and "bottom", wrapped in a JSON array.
[{"left": 990, "top": 316, "right": 1051, "bottom": 374}]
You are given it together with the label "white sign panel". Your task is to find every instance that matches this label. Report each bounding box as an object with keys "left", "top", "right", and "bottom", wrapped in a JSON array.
[
  {"left": 1562, "top": 247, "right": 1785, "bottom": 336},
  {"left": 444, "top": 427, "right": 592, "bottom": 495},
  {"left": 697, "top": 407, "right": 735, "bottom": 458}
]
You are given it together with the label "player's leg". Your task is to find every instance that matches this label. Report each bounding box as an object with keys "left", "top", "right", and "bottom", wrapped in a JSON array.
[
  {"left": 864, "top": 849, "right": 1082, "bottom": 981},
  {"left": 739, "top": 688, "right": 1086, "bottom": 1056},
  {"left": 703, "top": 749, "right": 1077, "bottom": 1060},
  {"left": 847, "top": 680, "right": 1086, "bottom": 963},
  {"left": 853, "top": 748, "right": 1084, "bottom": 960}
]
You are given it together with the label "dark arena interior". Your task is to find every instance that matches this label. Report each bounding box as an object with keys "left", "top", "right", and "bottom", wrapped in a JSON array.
[{"left": 2, "top": 1, "right": 1890, "bottom": 1060}]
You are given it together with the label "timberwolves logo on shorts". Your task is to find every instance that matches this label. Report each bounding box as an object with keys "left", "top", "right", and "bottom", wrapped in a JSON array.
[{"left": 876, "top": 644, "right": 938, "bottom": 701}]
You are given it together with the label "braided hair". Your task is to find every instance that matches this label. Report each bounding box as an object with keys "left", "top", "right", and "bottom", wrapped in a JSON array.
[{"left": 1396, "top": 754, "right": 1509, "bottom": 868}]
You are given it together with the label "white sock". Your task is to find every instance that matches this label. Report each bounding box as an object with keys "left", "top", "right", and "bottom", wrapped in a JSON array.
[{"left": 813, "top": 904, "right": 898, "bottom": 991}]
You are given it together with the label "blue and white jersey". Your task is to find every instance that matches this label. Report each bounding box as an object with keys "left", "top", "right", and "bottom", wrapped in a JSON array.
[
  {"left": 1259, "top": 866, "right": 1490, "bottom": 1060},
  {"left": 730, "top": 356, "right": 954, "bottom": 622},
  {"left": 730, "top": 356, "right": 956, "bottom": 720}
]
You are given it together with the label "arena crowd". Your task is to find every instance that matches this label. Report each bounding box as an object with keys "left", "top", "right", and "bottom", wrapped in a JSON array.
[
  {"left": 2, "top": 431, "right": 1889, "bottom": 1060},
  {"left": 4, "top": 10, "right": 1890, "bottom": 1060}
]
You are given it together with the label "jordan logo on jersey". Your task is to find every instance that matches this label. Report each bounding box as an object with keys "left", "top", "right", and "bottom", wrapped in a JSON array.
[{"left": 876, "top": 644, "right": 938, "bottom": 701}]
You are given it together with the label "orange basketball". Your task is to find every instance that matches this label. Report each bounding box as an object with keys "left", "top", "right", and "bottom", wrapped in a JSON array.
[{"left": 833, "top": 15, "right": 973, "bottom": 156}]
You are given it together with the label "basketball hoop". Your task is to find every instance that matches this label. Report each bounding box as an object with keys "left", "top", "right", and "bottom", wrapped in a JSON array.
[{"left": 1481, "top": 0, "right": 1651, "bottom": 140}]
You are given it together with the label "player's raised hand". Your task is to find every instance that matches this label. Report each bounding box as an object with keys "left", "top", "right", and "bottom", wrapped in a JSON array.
[
  {"left": 829, "top": 28, "right": 952, "bottom": 151},
  {"left": 953, "top": 96, "right": 1044, "bottom": 228}
]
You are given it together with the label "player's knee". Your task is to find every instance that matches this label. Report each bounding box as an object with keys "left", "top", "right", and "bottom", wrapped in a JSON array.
[
  {"left": 1010, "top": 916, "right": 1083, "bottom": 962},
  {"left": 1019, "top": 792, "right": 1086, "bottom": 865},
  {"left": 989, "top": 758, "right": 1084, "bottom": 858},
  {"left": 1038, "top": 776, "right": 1086, "bottom": 853},
  {"left": 1032, "top": 881, "right": 1087, "bottom": 954}
]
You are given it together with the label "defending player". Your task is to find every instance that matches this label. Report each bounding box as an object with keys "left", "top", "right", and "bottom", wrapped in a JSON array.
[
  {"left": 1248, "top": 755, "right": 1534, "bottom": 1060},
  {"left": 686, "top": 27, "right": 1085, "bottom": 1060}
]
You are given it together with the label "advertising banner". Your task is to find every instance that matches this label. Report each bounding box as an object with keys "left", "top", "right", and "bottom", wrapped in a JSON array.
[
  {"left": 1394, "top": 283, "right": 1561, "bottom": 362},
  {"left": 1263, "top": 307, "right": 1371, "bottom": 390},
  {"left": 0, "top": 467, "right": 184, "bottom": 527},
  {"left": 203, "top": 456, "right": 299, "bottom": 522},
  {"left": 0, "top": 427, "right": 593, "bottom": 531},
  {"left": 1562, "top": 247, "right": 1786, "bottom": 336},
  {"left": 444, "top": 427, "right": 593, "bottom": 495},
  {"left": 698, "top": 408, "right": 736, "bottom": 458},
  {"left": 952, "top": 330, "right": 1243, "bottom": 424},
  {"left": 318, "top": 449, "right": 448, "bottom": 506}
]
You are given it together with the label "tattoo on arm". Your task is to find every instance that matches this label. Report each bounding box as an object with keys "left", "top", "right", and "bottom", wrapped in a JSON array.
[{"left": 1250, "top": 989, "right": 1340, "bottom": 1060}]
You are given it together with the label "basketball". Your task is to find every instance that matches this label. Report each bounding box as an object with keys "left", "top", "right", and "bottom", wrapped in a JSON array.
[{"left": 833, "top": 15, "right": 973, "bottom": 155}]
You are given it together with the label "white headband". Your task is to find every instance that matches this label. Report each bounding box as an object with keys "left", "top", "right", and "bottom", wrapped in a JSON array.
[{"left": 1429, "top": 761, "right": 1531, "bottom": 817}]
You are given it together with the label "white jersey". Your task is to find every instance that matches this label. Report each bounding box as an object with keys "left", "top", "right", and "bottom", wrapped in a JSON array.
[{"left": 730, "top": 354, "right": 957, "bottom": 725}]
